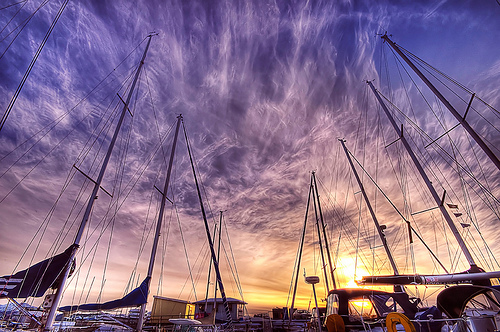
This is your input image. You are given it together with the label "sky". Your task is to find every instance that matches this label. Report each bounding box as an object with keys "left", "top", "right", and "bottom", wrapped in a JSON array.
[{"left": 0, "top": 0, "right": 499, "bottom": 316}]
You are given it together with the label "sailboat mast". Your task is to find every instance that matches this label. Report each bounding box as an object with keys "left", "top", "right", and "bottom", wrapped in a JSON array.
[
  {"left": 381, "top": 34, "right": 500, "bottom": 171},
  {"left": 366, "top": 80, "right": 478, "bottom": 269},
  {"left": 339, "top": 140, "right": 401, "bottom": 277},
  {"left": 183, "top": 121, "right": 234, "bottom": 331},
  {"left": 43, "top": 35, "right": 154, "bottom": 332},
  {"left": 137, "top": 115, "right": 182, "bottom": 332},
  {"left": 204, "top": 223, "right": 217, "bottom": 312},
  {"left": 212, "top": 210, "right": 223, "bottom": 325},
  {"left": 289, "top": 179, "right": 313, "bottom": 322},
  {"left": 311, "top": 172, "right": 337, "bottom": 290},
  {"left": 311, "top": 176, "right": 330, "bottom": 293}
]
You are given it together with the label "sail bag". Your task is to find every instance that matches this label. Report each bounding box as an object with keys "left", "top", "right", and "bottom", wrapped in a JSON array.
[
  {"left": 58, "top": 277, "right": 150, "bottom": 312},
  {"left": 0, "top": 245, "right": 76, "bottom": 299}
]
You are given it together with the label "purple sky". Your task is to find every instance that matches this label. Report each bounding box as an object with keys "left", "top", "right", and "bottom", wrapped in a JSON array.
[{"left": 0, "top": 0, "right": 499, "bottom": 314}]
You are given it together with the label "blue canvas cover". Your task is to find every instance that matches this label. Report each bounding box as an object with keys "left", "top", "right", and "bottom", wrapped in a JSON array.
[
  {"left": 58, "top": 277, "right": 150, "bottom": 312},
  {"left": 0, "top": 245, "right": 76, "bottom": 299}
]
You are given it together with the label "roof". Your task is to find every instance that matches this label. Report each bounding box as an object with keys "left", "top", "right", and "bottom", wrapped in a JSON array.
[
  {"left": 192, "top": 297, "right": 246, "bottom": 305},
  {"left": 152, "top": 296, "right": 191, "bottom": 304}
]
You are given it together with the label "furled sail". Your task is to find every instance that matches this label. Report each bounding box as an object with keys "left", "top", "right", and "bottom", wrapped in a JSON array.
[
  {"left": 0, "top": 245, "right": 76, "bottom": 299},
  {"left": 358, "top": 266, "right": 500, "bottom": 286},
  {"left": 58, "top": 277, "right": 150, "bottom": 312}
]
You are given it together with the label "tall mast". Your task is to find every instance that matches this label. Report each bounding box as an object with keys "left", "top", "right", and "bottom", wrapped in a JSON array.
[
  {"left": 366, "top": 80, "right": 478, "bottom": 269},
  {"left": 311, "top": 176, "right": 330, "bottom": 294},
  {"left": 212, "top": 210, "right": 223, "bottom": 325},
  {"left": 381, "top": 34, "right": 500, "bottom": 171},
  {"left": 43, "top": 35, "right": 154, "bottom": 332},
  {"left": 311, "top": 172, "right": 336, "bottom": 290},
  {"left": 183, "top": 120, "right": 234, "bottom": 331},
  {"left": 289, "top": 179, "right": 313, "bottom": 322},
  {"left": 137, "top": 115, "right": 182, "bottom": 332},
  {"left": 340, "top": 139, "right": 400, "bottom": 275},
  {"left": 340, "top": 139, "right": 404, "bottom": 292},
  {"left": 204, "top": 223, "right": 217, "bottom": 312}
]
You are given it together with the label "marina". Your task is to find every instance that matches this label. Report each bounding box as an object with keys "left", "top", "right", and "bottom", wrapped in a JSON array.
[{"left": 1, "top": 1, "right": 500, "bottom": 332}]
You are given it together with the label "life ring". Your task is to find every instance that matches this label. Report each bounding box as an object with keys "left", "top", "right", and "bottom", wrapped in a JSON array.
[
  {"left": 325, "top": 314, "right": 345, "bottom": 332},
  {"left": 385, "top": 312, "right": 416, "bottom": 332}
]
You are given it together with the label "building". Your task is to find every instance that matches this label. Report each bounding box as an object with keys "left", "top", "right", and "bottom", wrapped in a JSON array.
[
  {"left": 193, "top": 298, "right": 246, "bottom": 322},
  {"left": 149, "top": 296, "right": 195, "bottom": 325}
]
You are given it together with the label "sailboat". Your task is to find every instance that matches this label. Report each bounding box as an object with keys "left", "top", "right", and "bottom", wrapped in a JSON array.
[
  {"left": 288, "top": 171, "right": 422, "bottom": 332},
  {"left": 281, "top": 32, "right": 499, "bottom": 332},
  {"left": 0, "top": 34, "right": 156, "bottom": 332},
  {"left": 0, "top": 26, "right": 242, "bottom": 331},
  {"left": 318, "top": 34, "right": 500, "bottom": 332}
]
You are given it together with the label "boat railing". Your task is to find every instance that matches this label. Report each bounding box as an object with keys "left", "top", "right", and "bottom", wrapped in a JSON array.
[{"left": 357, "top": 316, "right": 493, "bottom": 332}]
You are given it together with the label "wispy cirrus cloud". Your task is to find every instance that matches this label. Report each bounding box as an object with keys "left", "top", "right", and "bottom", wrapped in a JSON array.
[{"left": 0, "top": 0, "right": 499, "bottom": 313}]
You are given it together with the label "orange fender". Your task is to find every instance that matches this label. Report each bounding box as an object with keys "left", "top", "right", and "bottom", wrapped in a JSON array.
[
  {"left": 386, "top": 312, "right": 416, "bottom": 332},
  {"left": 325, "top": 314, "right": 345, "bottom": 332}
]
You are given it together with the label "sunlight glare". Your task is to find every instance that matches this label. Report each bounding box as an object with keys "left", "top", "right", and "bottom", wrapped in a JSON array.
[{"left": 337, "top": 256, "right": 370, "bottom": 288}]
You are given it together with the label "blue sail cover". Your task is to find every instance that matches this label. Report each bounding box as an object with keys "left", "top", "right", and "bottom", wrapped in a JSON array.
[
  {"left": 0, "top": 245, "right": 76, "bottom": 299},
  {"left": 58, "top": 277, "right": 150, "bottom": 312}
]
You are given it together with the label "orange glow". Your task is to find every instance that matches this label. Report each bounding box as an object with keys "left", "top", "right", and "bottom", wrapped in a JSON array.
[
  {"left": 336, "top": 257, "right": 370, "bottom": 288},
  {"left": 348, "top": 299, "right": 376, "bottom": 319}
]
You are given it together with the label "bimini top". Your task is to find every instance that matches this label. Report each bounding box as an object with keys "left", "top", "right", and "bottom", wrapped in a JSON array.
[{"left": 437, "top": 285, "right": 500, "bottom": 319}]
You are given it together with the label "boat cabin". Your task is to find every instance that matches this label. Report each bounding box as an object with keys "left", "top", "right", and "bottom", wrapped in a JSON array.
[{"left": 325, "top": 289, "right": 418, "bottom": 329}]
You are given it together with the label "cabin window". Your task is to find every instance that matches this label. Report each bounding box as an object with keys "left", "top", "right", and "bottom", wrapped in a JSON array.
[
  {"left": 347, "top": 297, "right": 377, "bottom": 321},
  {"left": 371, "top": 294, "right": 403, "bottom": 316},
  {"left": 326, "top": 293, "right": 339, "bottom": 315},
  {"left": 465, "top": 292, "right": 500, "bottom": 313}
]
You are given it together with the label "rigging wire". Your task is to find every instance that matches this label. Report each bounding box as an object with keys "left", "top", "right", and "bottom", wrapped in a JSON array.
[
  {"left": 0, "top": 50, "right": 145, "bottom": 216},
  {"left": 376, "top": 101, "right": 498, "bottom": 270},
  {"left": 379, "top": 41, "right": 500, "bottom": 273},
  {"left": 174, "top": 196, "right": 199, "bottom": 302},
  {"left": 0, "top": 36, "right": 162, "bottom": 315},
  {"left": 0, "top": 1, "right": 27, "bottom": 12},
  {"left": 399, "top": 44, "right": 500, "bottom": 118},
  {"left": 388, "top": 46, "right": 499, "bottom": 205},
  {"left": 286, "top": 181, "right": 311, "bottom": 310},
  {"left": 1, "top": 97, "right": 121, "bottom": 299},
  {"left": 63, "top": 113, "right": 177, "bottom": 307},
  {"left": 380, "top": 49, "right": 453, "bottom": 277},
  {"left": 52, "top": 76, "right": 168, "bottom": 305},
  {"left": 179, "top": 119, "right": 245, "bottom": 307},
  {"left": 0, "top": 36, "right": 146, "bottom": 167},
  {"left": 316, "top": 167, "right": 378, "bottom": 286},
  {"left": 344, "top": 145, "right": 449, "bottom": 273},
  {"left": 18, "top": 60, "right": 140, "bottom": 261},
  {"left": 0, "top": 0, "right": 46, "bottom": 53},
  {"left": 376, "top": 92, "right": 500, "bottom": 207},
  {"left": 1, "top": 0, "right": 69, "bottom": 132}
]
